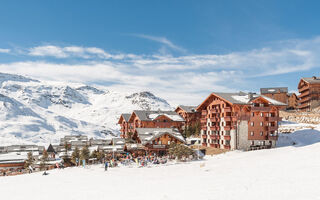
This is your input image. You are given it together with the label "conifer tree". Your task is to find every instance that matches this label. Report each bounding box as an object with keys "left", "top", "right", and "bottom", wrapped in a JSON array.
[
  {"left": 24, "top": 152, "right": 34, "bottom": 169},
  {"left": 71, "top": 146, "right": 80, "bottom": 165},
  {"left": 40, "top": 150, "right": 48, "bottom": 171},
  {"left": 80, "top": 146, "right": 90, "bottom": 162}
]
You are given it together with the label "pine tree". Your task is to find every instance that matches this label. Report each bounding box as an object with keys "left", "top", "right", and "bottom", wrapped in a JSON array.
[
  {"left": 24, "top": 152, "right": 34, "bottom": 169},
  {"left": 80, "top": 146, "right": 90, "bottom": 162},
  {"left": 168, "top": 143, "right": 195, "bottom": 160},
  {"left": 40, "top": 150, "right": 48, "bottom": 171},
  {"left": 71, "top": 146, "right": 80, "bottom": 165}
]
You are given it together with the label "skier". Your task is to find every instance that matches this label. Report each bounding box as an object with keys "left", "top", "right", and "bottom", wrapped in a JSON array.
[{"left": 104, "top": 161, "right": 108, "bottom": 171}]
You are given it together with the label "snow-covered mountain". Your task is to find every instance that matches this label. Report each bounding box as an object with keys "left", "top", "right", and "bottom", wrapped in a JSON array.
[{"left": 0, "top": 72, "right": 172, "bottom": 146}]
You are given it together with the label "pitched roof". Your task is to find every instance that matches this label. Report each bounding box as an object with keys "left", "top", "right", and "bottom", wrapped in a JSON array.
[
  {"left": 47, "top": 144, "right": 56, "bottom": 153},
  {"left": 197, "top": 92, "right": 286, "bottom": 110},
  {"left": 135, "top": 128, "right": 185, "bottom": 145},
  {"left": 301, "top": 77, "right": 320, "bottom": 84},
  {"left": 121, "top": 114, "right": 131, "bottom": 122},
  {"left": 177, "top": 105, "right": 198, "bottom": 113},
  {"left": 260, "top": 87, "right": 288, "bottom": 94},
  {"left": 132, "top": 110, "right": 184, "bottom": 122}
]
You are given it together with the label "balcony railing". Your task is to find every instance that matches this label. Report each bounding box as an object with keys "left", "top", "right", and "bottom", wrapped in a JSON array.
[
  {"left": 298, "top": 90, "right": 310, "bottom": 98},
  {"left": 224, "top": 116, "right": 231, "bottom": 121},
  {"left": 202, "top": 134, "right": 207, "bottom": 139},
  {"left": 200, "top": 118, "right": 207, "bottom": 123},
  {"left": 297, "top": 103, "right": 309, "bottom": 109},
  {"left": 224, "top": 145, "right": 231, "bottom": 150},
  {"left": 251, "top": 107, "right": 271, "bottom": 112},
  {"left": 224, "top": 107, "right": 231, "bottom": 112},
  {"left": 210, "top": 117, "right": 220, "bottom": 122},
  {"left": 299, "top": 96, "right": 311, "bottom": 104},
  {"left": 152, "top": 144, "right": 167, "bottom": 149},
  {"left": 298, "top": 85, "right": 309, "bottom": 93},
  {"left": 268, "top": 116, "right": 282, "bottom": 122},
  {"left": 210, "top": 109, "right": 219, "bottom": 113},
  {"left": 267, "top": 126, "right": 277, "bottom": 131},
  {"left": 201, "top": 126, "right": 207, "bottom": 131},
  {"left": 201, "top": 110, "right": 207, "bottom": 116},
  {"left": 224, "top": 126, "right": 232, "bottom": 131},
  {"left": 224, "top": 135, "right": 231, "bottom": 140}
]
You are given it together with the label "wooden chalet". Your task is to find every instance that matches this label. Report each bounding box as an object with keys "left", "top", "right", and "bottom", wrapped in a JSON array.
[{"left": 298, "top": 76, "right": 320, "bottom": 111}]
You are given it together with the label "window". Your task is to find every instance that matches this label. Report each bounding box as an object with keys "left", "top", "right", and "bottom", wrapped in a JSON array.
[
  {"left": 168, "top": 141, "right": 170, "bottom": 145},
  {"left": 250, "top": 131, "right": 254, "bottom": 136},
  {"left": 260, "top": 113, "right": 263, "bottom": 117},
  {"left": 260, "top": 122, "right": 263, "bottom": 126},
  {"left": 251, "top": 141, "right": 254, "bottom": 145},
  {"left": 260, "top": 131, "right": 263, "bottom": 136},
  {"left": 251, "top": 112, "right": 254, "bottom": 117},
  {"left": 250, "top": 122, "right": 254, "bottom": 126}
]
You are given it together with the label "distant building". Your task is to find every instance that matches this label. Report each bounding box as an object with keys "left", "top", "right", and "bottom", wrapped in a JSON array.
[
  {"left": 127, "top": 128, "right": 186, "bottom": 156},
  {"left": 175, "top": 105, "right": 201, "bottom": 128},
  {"left": 197, "top": 92, "right": 286, "bottom": 151},
  {"left": 287, "top": 93, "right": 299, "bottom": 110},
  {"left": 298, "top": 76, "right": 320, "bottom": 111},
  {"left": 118, "top": 113, "right": 132, "bottom": 138},
  {"left": 122, "top": 110, "right": 185, "bottom": 137},
  {"left": 260, "top": 87, "right": 288, "bottom": 105}
]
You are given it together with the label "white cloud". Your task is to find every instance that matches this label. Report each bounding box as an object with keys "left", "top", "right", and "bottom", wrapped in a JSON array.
[
  {"left": 133, "top": 34, "right": 186, "bottom": 53},
  {"left": 0, "top": 48, "right": 11, "bottom": 53},
  {"left": 1, "top": 36, "right": 320, "bottom": 104}
]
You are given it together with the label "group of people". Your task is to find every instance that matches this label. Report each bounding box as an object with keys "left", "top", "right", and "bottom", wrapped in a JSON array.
[{"left": 103, "top": 153, "right": 170, "bottom": 171}]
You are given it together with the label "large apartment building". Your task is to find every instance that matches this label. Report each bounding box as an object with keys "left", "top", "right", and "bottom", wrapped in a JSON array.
[
  {"left": 298, "top": 76, "right": 320, "bottom": 111},
  {"left": 197, "top": 92, "right": 286, "bottom": 151}
]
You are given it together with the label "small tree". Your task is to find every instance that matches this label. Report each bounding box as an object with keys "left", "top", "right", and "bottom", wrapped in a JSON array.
[
  {"left": 97, "top": 150, "right": 105, "bottom": 163},
  {"left": 168, "top": 143, "right": 195, "bottom": 160},
  {"left": 80, "top": 146, "right": 90, "bottom": 163},
  {"left": 24, "top": 152, "right": 34, "bottom": 169},
  {"left": 71, "top": 146, "right": 80, "bottom": 165},
  {"left": 40, "top": 150, "right": 48, "bottom": 171}
]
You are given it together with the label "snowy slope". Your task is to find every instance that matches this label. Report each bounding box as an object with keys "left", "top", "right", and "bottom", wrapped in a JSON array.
[
  {"left": 0, "top": 72, "right": 172, "bottom": 145},
  {"left": 2, "top": 131, "right": 320, "bottom": 200}
]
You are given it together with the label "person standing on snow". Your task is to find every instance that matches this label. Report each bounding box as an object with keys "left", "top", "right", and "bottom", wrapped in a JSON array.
[
  {"left": 28, "top": 165, "right": 33, "bottom": 174},
  {"left": 105, "top": 161, "right": 108, "bottom": 171}
]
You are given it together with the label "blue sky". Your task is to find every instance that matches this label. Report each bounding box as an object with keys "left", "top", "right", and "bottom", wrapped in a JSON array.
[{"left": 0, "top": 0, "right": 320, "bottom": 105}]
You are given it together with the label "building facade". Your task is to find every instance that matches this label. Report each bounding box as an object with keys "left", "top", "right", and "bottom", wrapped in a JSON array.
[
  {"left": 287, "top": 93, "right": 299, "bottom": 110},
  {"left": 126, "top": 110, "right": 185, "bottom": 135},
  {"left": 175, "top": 105, "right": 201, "bottom": 128},
  {"left": 260, "top": 87, "right": 288, "bottom": 105},
  {"left": 298, "top": 77, "right": 320, "bottom": 111},
  {"left": 118, "top": 113, "right": 132, "bottom": 138},
  {"left": 197, "top": 92, "right": 285, "bottom": 151}
]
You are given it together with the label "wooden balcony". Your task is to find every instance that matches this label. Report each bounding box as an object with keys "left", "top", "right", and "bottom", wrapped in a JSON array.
[
  {"left": 268, "top": 116, "right": 282, "bottom": 122},
  {"left": 224, "top": 135, "right": 231, "bottom": 140},
  {"left": 297, "top": 102, "right": 309, "bottom": 109},
  {"left": 201, "top": 110, "right": 207, "bottom": 116},
  {"left": 224, "top": 107, "right": 231, "bottom": 112},
  {"left": 267, "top": 126, "right": 277, "bottom": 131},
  {"left": 298, "top": 85, "right": 309, "bottom": 93},
  {"left": 299, "top": 96, "right": 311, "bottom": 104},
  {"left": 251, "top": 107, "right": 271, "bottom": 112},
  {"left": 202, "top": 143, "right": 207, "bottom": 147},
  {"left": 200, "top": 118, "right": 207, "bottom": 123},
  {"left": 298, "top": 90, "right": 310, "bottom": 98},
  {"left": 224, "top": 116, "right": 231, "bottom": 121},
  {"left": 201, "top": 126, "right": 207, "bottom": 131},
  {"left": 201, "top": 134, "right": 207, "bottom": 139},
  {"left": 224, "top": 145, "right": 231, "bottom": 150},
  {"left": 209, "top": 144, "right": 215, "bottom": 148},
  {"left": 210, "top": 126, "right": 217, "bottom": 131},
  {"left": 224, "top": 126, "right": 231, "bottom": 131},
  {"left": 210, "top": 109, "right": 219, "bottom": 113},
  {"left": 210, "top": 117, "right": 220, "bottom": 122},
  {"left": 210, "top": 134, "right": 216, "bottom": 140}
]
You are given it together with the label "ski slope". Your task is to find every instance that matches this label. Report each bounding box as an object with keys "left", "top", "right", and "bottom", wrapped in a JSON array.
[{"left": 2, "top": 129, "right": 320, "bottom": 200}]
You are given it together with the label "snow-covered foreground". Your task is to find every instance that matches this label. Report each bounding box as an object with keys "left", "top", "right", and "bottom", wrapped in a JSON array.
[{"left": 2, "top": 140, "right": 320, "bottom": 200}]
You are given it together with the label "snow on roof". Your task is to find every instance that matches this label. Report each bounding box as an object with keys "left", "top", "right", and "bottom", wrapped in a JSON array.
[
  {"left": 231, "top": 95, "right": 251, "bottom": 104},
  {"left": 136, "top": 128, "right": 186, "bottom": 145},
  {"left": 148, "top": 113, "right": 184, "bottom": 121},
  {"left": 260, "top": 95, "right": 287, "bottom": 106}
]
